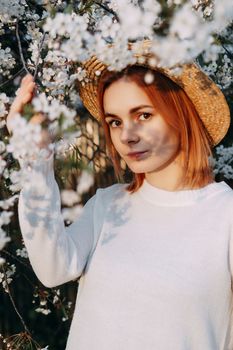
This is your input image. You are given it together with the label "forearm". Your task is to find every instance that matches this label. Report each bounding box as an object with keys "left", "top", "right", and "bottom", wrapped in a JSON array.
[{"left": 18, "top": 154, "right": 90, "bottom": 288}]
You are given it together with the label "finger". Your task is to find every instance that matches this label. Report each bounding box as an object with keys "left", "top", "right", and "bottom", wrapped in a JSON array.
[
  {"left": 30, "top": 113, "right": 46, "bottom": 124},
  {"left": 21, "top": 74, "right": 33, "bottom": 84},
  {"left": 21, "top": 75, "right": 34, "bottom": 89},
  {"left": 17, "top": 81, "right": 36, "bottom": 97},
  {"left": 9, "top": 90, "right": 33, "bottom": 115},
  {"left": 21, "top": 92, "right": 34, "bottom": 105},
  {"left": 25, "top": 81, "right": 36, "bottom": 92}
]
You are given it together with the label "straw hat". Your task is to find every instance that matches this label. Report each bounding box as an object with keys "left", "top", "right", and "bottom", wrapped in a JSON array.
[{"left": 78, "top": 40, "right": 230, "bottom": 146}]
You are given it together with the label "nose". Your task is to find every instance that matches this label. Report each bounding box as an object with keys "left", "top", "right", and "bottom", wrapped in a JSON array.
[{"left": 120, "top": 124, "right": 140, "bottom": 145}]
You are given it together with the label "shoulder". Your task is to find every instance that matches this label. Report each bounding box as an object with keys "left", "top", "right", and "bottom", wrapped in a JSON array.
[
  {"left": 215, "top": 181, "right": 233, "bottom": 199},
  {"left": 95, "top": 182, "right": 128, "bottom": 200},
  {"left": 89, "top": 183, "right": 129, "bottom": 219},
  {"left": 83, "top": 183, "right": 128, "bottom": 211},
  {"left": 212, "top": 181, "right": 233, "bottom": 217}
]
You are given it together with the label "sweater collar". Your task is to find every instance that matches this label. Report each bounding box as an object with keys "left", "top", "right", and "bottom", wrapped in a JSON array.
[{"left": 137, "top": 178, "right": 229, "bottom": 207}]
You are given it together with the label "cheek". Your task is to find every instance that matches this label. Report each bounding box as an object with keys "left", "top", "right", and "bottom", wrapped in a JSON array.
[
  {"left": 143, "top": 123, "right": 172, "bottom": 147},
  {"left": 157, "top": 123, "right": 179, "bottom": 145}
]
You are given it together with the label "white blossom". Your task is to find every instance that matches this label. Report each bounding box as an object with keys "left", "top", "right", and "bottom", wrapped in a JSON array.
[
  {"left": 54, "top": 138, "right": 72, "bottom": 157},
  {"left": 0, "top": 195, "right": 19, "bottom": 210},
  {"left": 0, "top": 211, "right": 14, "bottom": 226},
  {"left": 70, "top": 67, "right": 87, "bottom": 83},
  {"left": 0, "top": 44, "right": 16, "bottom": 76},
  {"left": 213, "top": 144, "right": 233, "bottom": 179},
  {"left": 62, "top": 204, "right": 83, "bottom": 224},
  {"left": 42, "top": 67, "right": 56, "bottom": 81},
  {"left": 43, "top": 13, "right": 93, "bottom": 62},
  {"left": 16, "top": 247, "right": 28, "bottom": 258},
  {"left": 35, "top": 307, "right": 51, "bottom": 315},
  {"left": 53, "top": 294, "right": 59, "bottom": 304},
  {"left": 6, "top": 114, "right": 45, "bottom": 163},
  {"left": 0, "top": 227, "right": 11, "bottom": 250},
  {"left": 32, "top": 93, "right": 76, "bottom": 130},
  {"left": 96, "top": 15, "right": 120, "bottom": 39},
  {"left": 0, "top": 93, "right": 10, "bottom": 128},
  {"left": 9, "top": 169, "right": 29, "bottom": 192},
  {"left": 0, "top": 0, "right": 26, "bottom": 22},
  {"left": 61, "top": 190, "right": 81, "bottom": 206},
  {"left": 0, "top": 157, "right": 6, "bottom": 174},
  {"left": 28, "top": 40, "right": 43, "bottom": 66},
  {"left": 0, "top": 263, "right": 16, "bottom": 292},
  {"left": 144, "top": 71, "right": 155, "bottom": 84},
  {"left": 26, "top": 20, "right": 44, "bottom": 41},
  {"left": 114, "top": 0, "right": 156, "bottom": 39},
  {"left": 77, "top": 170, "right": 94, "bottom": 195},
  {"left": 0, "top": 141, "right": 6, "bottom": 153},
  {"left": 170, "top": 3, "right": 203, "bottom": 40},
  {"left": 94, "top": 35, "right": 137, "bottom": 71}
]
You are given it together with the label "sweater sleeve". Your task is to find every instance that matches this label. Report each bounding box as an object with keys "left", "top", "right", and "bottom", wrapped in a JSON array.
[{"left": 18, "top": 151, "right": 98, "bottom": 288}]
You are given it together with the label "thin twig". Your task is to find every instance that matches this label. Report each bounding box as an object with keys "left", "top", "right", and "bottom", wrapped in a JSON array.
[
  {"left": 221, "top": 43, "right": 233, "bottom": 59},
  {"left": 15, "top": 21, "right": 31, "bottom": 75},
  {"left": 93, "top": 1, "right": 119, "bottom": 21},
  {"left": 2, "top": 248, "right": 31, "bottom": 270},
  {"left": 33, "top": 32, "right": 46, "bottom": 81},
  {"left": 0, "top": 67, "right": 25, "bottom": 89},
  {"left": 2, "top": 265, "right": 31, "bottom": 335}
]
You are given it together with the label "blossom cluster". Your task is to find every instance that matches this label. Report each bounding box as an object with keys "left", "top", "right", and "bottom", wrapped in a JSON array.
[
  {"left": 32, "top": 286, "right": 72, "bottom": 322},
  {"left": 213, "top": 144, "right": 233, "bottom": 179},
  {"left": 6, "top": 113, "right": 45, "bottom": 163},
  {"left": 32, "top": 93, "right": 76, "bottom": 131},
  {"left": 61, "top": 169, "right": 94, "bottom": 224},
  {"left": 42, "top": 0, "right": 233, "bottom": 72},
  {"left": 0, "top": 93, "right": 10, "bottom": 128},
  {"left": 0, "top": 0, "right": 26, "bottom": 23},
  {"left": 0, "top": 229, "right": 11, "bottom": 265},
  {"left": 0, "top": 263, "right": 16, "bottom": 292},
  {"left": 0, "top": 44, "right": 16, "bottom": 77}
]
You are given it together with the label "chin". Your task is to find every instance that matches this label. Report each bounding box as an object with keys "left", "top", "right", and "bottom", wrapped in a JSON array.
[
  {"left": 127, "top": 161, "right": 166, "bottom": 174},
  {"left": 126, "top": 163, "right": 161, "bottom": 174}
]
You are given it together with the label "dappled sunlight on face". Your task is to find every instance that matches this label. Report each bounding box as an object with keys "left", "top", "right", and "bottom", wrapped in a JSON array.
[{"left": 103, "top": 78, "right": 180, "bottom": 175}]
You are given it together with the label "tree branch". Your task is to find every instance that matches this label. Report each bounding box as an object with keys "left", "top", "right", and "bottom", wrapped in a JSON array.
[
  {"left": 221, "top": 44, "right": 233, "bottom": 59},
  {"left": 2, "top": 248, "right": 31, "bottom": 270},
  {"left": 0, "top": 67, "right": 25, "bottom": 89},
  {"left": 93, "top": 1, "right": 119, "bottom": 21},
  {"left": 15, "top": 21, "right": 31, "bottom": 75},
  {"left": 33, "top": 32, "right": 46, "bottom": 81},
  {"left": 2, "top": 265, "right": 31, "bottom": 335}
]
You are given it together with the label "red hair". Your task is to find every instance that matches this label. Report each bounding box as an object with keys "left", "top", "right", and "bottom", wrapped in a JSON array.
[{"left": 96, "top": 65, "right": 214, "bottom": 193}]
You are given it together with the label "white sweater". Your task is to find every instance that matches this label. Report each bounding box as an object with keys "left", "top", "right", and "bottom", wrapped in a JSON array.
[{"left": 18, "top": 151, "right": 233, "bottom": 350}]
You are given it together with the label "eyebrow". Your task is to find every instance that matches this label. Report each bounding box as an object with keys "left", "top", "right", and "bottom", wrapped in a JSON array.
[{"left": 104, "top": 104, "right": 154, "bottom": 118}]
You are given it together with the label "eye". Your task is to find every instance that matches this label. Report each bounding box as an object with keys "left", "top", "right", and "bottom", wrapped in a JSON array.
[
  {"left": 107, "top": 119, "right": 121, "bottom": 128},
  {"left": 138, "top": 112, "right": 152, "bottom": 121}
]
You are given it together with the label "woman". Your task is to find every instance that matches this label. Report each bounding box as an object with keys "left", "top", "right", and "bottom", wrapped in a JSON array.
[{"left": 7, "top": 40, "right": 233, "bottom": 349}]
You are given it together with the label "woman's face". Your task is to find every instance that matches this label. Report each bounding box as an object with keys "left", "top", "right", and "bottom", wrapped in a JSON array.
[{"left": 103, "top": 78, "right": 181, "bottom": 175}]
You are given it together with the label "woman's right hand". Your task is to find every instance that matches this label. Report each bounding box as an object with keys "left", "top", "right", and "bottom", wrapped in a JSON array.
[
  {"left": 6, "top": 74, "right": 52, "bottom": 150},
  {"left": 7, "top": 74, "right": 36, "bottom": 134}
]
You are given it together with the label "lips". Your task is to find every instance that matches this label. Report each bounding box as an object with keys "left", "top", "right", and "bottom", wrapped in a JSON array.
[{"left": 127, "top": 150, "right": 148, "bottom": 157}]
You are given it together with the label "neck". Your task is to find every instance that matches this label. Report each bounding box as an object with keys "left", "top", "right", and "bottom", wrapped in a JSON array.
[{"left": 145, "top": 152, "right": 187, "bottom": 191}]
